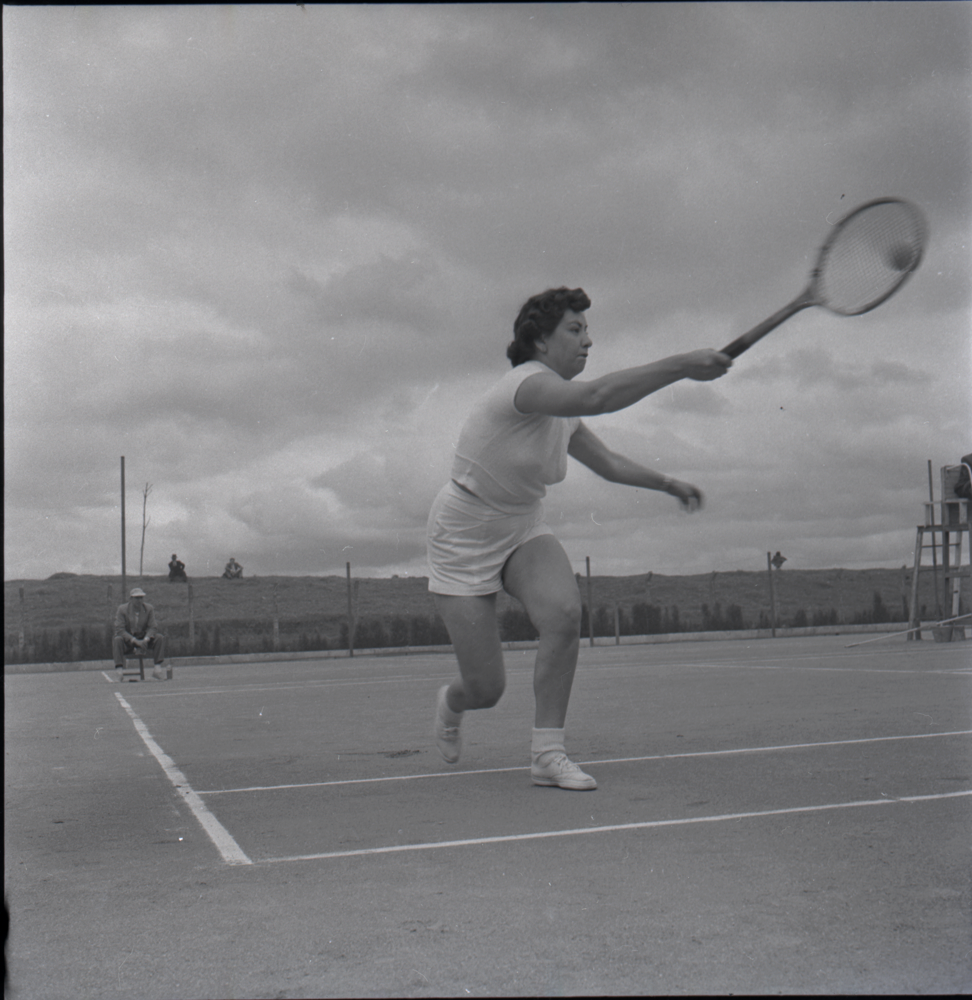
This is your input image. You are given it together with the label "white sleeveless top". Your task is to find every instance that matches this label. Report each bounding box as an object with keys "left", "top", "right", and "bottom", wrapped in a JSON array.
[{"left": 450, "top": 361, "right": 581, "bottom": 513}]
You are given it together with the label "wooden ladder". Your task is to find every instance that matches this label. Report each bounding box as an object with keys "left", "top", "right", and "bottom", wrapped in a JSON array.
[{"left": 908, "top": 464, "right": 971, "bottom": 640}]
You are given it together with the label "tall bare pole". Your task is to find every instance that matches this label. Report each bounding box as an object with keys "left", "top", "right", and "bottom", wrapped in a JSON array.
[
  {"left": 120, "top": 457, "right": 127, "bottom": 599},
  {"left": 346, "top": 562, "right": 355, "bottom": 657},
  {"left": 139, "top": 482, "right": 152, "bottom": 576}
]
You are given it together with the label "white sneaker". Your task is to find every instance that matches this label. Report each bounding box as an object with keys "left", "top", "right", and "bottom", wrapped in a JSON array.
[
  {"left": 531, "top": 752, "right": 597, "bottom": 790},
  {"left": 434, "top": 685, "right": 462, "bottom": 764}
]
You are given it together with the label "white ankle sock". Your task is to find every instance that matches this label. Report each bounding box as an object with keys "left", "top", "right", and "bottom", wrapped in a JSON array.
[{"left": 532, "top": 727, "right": 566, "bottom": 760}]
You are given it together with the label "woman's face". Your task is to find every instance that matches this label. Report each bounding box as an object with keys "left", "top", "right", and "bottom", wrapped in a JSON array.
[{"left": 538, "top": 309, "right": 591, "bottom": 380}]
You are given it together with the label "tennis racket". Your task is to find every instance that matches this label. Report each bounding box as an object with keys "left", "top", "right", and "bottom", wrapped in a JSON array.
[{"left": 721, "top": 197, "right": 927, "bottom": 359}]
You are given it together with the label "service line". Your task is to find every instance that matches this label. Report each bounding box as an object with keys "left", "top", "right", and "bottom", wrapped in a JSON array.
[
  {"left": 263, "top": 789, "right": 972, "bottom": 863},
  {"left": 198, "top": 729, "right": 972, "bottom": 795}
]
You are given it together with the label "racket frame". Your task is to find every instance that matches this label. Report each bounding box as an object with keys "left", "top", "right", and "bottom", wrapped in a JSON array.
[{"left": 720, "top": 197, "right": 926, "bottom": 360}]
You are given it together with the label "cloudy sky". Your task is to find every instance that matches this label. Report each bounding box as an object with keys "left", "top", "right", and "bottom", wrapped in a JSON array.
[{"left": 5, "top": 3, "right": 970, "bottom": 583}]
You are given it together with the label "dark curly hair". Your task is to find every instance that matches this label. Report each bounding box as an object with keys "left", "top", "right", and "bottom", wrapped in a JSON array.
[{"left": 507, "top": 287, "right": 591, "bottom": 367}]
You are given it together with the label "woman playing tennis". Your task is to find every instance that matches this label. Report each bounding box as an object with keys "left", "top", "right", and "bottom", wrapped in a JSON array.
[{"left": 428, "top": 287, "right": 731, "bottom": 790}]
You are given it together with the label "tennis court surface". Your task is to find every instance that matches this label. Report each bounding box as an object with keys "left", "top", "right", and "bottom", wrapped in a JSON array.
[{"left": 6, "top": 635, "right": 971, "bottom": 997}]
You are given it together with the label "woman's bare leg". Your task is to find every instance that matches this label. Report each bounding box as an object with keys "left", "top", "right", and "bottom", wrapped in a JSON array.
[
  {"left": 501, "top": 534, "right": 582, "bottom": 728},
  {"left": 502, "top": 534, "right": 594, "bottom": 789},
  {"left": 433, "top": 593, "right": 506, "bottom": 713},
  {"left": 432, "top": 539, "right": 592, "bottom": 787}
]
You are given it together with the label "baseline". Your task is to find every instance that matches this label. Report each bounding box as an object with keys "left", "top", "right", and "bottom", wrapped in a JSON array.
[{"left": 583, "top": 658, "right": 969, "bottom": 677}]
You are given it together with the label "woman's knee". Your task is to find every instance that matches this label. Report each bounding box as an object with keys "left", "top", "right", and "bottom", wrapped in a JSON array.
[
  {"left": 536, "top": 594, "right": 582, "bottom": 640},
  {"left": 463, "top": 674, "right": 506, "bottom": 709}
]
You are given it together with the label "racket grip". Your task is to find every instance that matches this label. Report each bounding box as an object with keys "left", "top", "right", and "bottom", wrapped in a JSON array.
[{"left": 720, "top": 295, "right": 813, "bottom": 359}]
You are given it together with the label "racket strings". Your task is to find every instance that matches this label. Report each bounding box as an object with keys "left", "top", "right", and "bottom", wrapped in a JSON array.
[{"left": 818, "top": 201, "right": 925, "bottom": 315}]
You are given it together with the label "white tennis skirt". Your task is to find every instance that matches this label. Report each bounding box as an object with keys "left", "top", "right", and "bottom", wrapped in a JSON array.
[{"left": 426, "top": 480, "right": 554, "bottom": 596}]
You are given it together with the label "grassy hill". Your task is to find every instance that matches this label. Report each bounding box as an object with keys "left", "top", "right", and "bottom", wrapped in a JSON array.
[{"left": 4, "top": 565, "right": 948, "bottom": 665}]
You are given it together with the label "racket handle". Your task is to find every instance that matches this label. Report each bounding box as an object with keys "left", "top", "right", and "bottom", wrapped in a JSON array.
[{"left": 720, "top": 292, "right": 814, "bottom": 359}]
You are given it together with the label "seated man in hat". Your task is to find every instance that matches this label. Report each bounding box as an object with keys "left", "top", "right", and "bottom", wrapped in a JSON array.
[{"left": 113, "top": 587, "right": 167, "bottom": 679}]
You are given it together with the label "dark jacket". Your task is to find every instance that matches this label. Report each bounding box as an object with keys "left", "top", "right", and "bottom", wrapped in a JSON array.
[{"left": 113, "top": 601, "right": 159, "bottom": 642}]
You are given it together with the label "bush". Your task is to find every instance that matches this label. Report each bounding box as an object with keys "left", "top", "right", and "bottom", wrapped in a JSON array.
[
  {"left": 500, "top": 606, "right": 537, "bottom": 642},
  {"left": 592, "top": 605, "right": 613, "bottom": 637},
  {"left": 667, "top": 605, "right": 681, "bottom": 633},
  {"left": 354, "top": 617, "right": 388, "bottom": 650},
  {"left": 430, "top": 614, "right": 451, "bottom": 645},
  {"left": 812, "top": 608, "right": 839, "bottom": 627},
  {"left": 700, "top": 602, "right": 746, "bottom": 631},
  {"left": 408, "top": 615, "right": 431, "bottom": 647},
  {"left": 388, "top": 615, "right": 409, "bottom": 647},
  {"left": 853, "top": 590, "right": 898, "bottom": 625}
]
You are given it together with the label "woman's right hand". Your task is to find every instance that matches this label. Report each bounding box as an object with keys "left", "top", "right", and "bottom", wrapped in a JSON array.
[{"left": 680, "top": 350, "right": 733, "bottom": 381}]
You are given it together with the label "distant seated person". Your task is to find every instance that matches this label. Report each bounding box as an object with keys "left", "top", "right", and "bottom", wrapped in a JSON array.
[
  {"left": 956, "top": 453, "right": 972, "bottom": 500},
  {"left": 113, "top": 587, "right": 167, "bottom": 680},
  {"left": 222, "top": 557, "right": 243, "bottom": 579},
  {"left": 168, "top": 554, "right": 187, "bottom": 582}
]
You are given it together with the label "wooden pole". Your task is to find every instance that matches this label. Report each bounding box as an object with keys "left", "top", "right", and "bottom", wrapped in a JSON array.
[
  {"left": 18, "top": 587, "right": 25, "bottom": 656},
  {"left": 346, "top": 562, "right": 355, "bottom": 657},
  {"left": 272, "top": 582, "right": 280, "bottom": 652},
  {"left": 120, "top": 457, "right": 127, "bottom": 599},
  {"left": 907, "top": 529, "right": 923, "bottom": 640},
  {"left": 767, "top": 552, "right": 777, "bottom": 637},
  {"left": 928, "top": 459, "right": 942, "bottom": 616},
  {"left": 188, "top": 583, "right": 195, "bottom": 652},
  {"left": 586, "top": 556, "right": 594, "bottom": 647},
  {"left": 614, "top": 603, "right": 620, "bottom": 645}
]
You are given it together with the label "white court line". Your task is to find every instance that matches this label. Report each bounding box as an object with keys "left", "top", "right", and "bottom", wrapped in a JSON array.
[
  {"left": 113, "top": 691, "right": 252, "bottom": 865},
  {"left": 136, "top": 653, "right": 972, "bottom": 698},
  {"left": 672, "top": 662, "right": 969, "bottom": 676},
  {"left": 262, "top": 788, "right": 972, "bottom": 863},
  {"left": 586, "top": 729, "right": 972, "bottom": 767},
  {"left": 198, "top": 729, "right": 972, "bottom": 795},
  {"left": 134, "top": 673, "right": 466, "bottom": 698}
]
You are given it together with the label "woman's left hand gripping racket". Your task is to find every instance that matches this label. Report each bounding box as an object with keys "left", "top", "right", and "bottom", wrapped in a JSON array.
[{"left": 721, "top": 197, "right": 927, "bottom": 359}]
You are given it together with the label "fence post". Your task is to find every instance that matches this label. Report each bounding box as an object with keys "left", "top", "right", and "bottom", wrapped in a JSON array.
[
  {"left": 106, "top": 584, "right": 113, "bottom": 661},
  {"left": 346, "top": 562, "right": 355, "bottom": 657},
  {"left": 188, "top": 584, "right": 195, "bottom": 653},
  {"left": 586, "top": 557, "right": 594, "bottom": 647},
  {"left": 273, "top": 582, "right": 280, "bottom": 652},
  {"left": 767, "top": 552, "right": 777, "bottom": 637},
  {"left": 614, "top": 603, "right": 620, "bottom": 645},
  {"left": 19, "top": 587, "right": 25, "bottom": 657}
]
